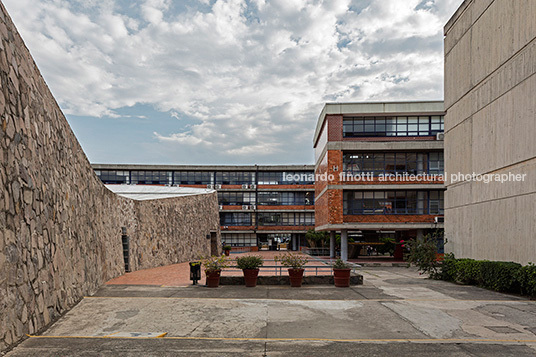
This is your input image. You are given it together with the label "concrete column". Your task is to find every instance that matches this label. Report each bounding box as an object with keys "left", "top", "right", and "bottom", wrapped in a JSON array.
[
  {"left": 417, "top": 229, "right": 424, "bottom": 242},
  {"left": 341, "top": 230, "right": 348, "bottom": 261},
  {"left": 292, "top": 235, "right": 297, "bottom": 251},
  {"left": 330, "top": 231, "right": 336, "bottom": 258}
]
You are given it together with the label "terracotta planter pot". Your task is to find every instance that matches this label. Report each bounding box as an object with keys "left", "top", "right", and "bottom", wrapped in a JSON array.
[
  {"left": 224, "top": 250, "right": 230, "bottom": 256},
  {"left": 333, "top": 268, "right": 351, "bottom": 288},
  {"left": 288, "top": 268, "right": 305, "bottom": 287},
  {"left": 243, "top": 269, "right": 260, "bottom": 287},
  {"left": 205, "top": 270, "right": 221, "bottom": 288}
]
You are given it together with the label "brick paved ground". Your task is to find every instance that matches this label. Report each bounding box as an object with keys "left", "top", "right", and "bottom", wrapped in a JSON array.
[{"left": 106, "top": 251, "right": 327, "bottom": 287}]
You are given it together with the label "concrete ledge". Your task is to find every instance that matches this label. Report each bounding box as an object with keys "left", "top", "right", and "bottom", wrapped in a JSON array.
[{"left": 219, "top": 275, "right": 363, "bottom": 286}]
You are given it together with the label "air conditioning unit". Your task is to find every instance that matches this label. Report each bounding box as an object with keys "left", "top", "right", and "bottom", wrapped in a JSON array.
[
  {"left": 242, "top": 205, "right": 250, "bottom": 210},
  {"left": 251, "top": 205, "right": 257, "bottom": 209},
  {"left": 219, "top": 205, "right": 223, "bottom": 210},
  {"left": 436, "top": 132, "right": 445, "bottom": 140},
  {"left": 207, "top": 184, "right": 214, "bottom": 189},
  {"left": 223, "top": 226, "right": 229, "bottom": 229},
  {"left": 250, "top": 184, "right": 256, "bottom": 189},
  {"left": 215, "top": 184, "right": 222, "bottom": 189},
  {"left": 242, "top": 184, "right": 248, "bottom": 189},
  {"left": 434, "top": 216, "right": 444, "bottom": 223}
]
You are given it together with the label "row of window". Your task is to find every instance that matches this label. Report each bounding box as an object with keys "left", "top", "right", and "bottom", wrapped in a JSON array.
[
  {"left": 257, "top": 212, "right": 315, "bottom": 226},
  {"left": 218, "top": 192, "right": 256, "bottom": 205},
  {"left": 219, "top": 212, "right": 315, "bottom": 226},
  {"left": 343, "top": 152, "right": 444, "bottom": 176},
  {"left": 344, "top": 190, "right": 444, "bottom": 215},
  {"left": 343, "top": 116, "right": 444, "bottom": 137},
  {"left": 221, "top": 233, "right": 257, "bottom": 246},
  {"left": 95, "top": 170, "right": 314, "bottom": 185},
  {"left": 217, "top": 192, "right": 315, "bottom": 206},
  {"left": 257, "top": 192, "right": 314, "bottom": 206}
]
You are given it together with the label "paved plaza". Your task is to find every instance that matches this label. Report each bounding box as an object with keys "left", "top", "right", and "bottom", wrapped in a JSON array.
[{"left": 5, "top": 262, "right": 536, "bottom": 356}]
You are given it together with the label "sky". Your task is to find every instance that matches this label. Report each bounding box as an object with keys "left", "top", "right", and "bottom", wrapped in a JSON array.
[{"left": 3, "top": 0, "right": 463, "bottom": 165}]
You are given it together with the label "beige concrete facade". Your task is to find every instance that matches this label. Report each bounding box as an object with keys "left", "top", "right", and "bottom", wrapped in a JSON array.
[{"left": 444, "top": 0, "right": 536, "bottom": 264}]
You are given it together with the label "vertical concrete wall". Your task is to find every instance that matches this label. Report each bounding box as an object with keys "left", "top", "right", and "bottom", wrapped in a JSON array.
[
  {"left": 444, "top": 0, "right": 536, "bottom": 264},
  {"left": 0, "top": 2, "right": 220, "bottom": 352}
]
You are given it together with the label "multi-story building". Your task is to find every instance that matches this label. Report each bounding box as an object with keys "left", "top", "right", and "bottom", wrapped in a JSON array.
[
  {"left": 313, "top": 101, "right": 446, "bottom": 260},
  {"left": 92, "top": 164, "right": 315, "bottom": 250}
]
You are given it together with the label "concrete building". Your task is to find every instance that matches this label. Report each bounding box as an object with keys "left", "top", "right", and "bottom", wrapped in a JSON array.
[
  {"left": 444, "top": 0, "right": 536, "bottom": 264},
  {"left": 93, "top": 164, "right": 315, "bottom": 250},
  {"left": 313, "top": 102, "right": 446, "bottom": 260}
]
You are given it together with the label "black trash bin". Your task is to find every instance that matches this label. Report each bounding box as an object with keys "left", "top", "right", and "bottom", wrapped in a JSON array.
[{"left": 189, "top": 262, "right": 201, "bottom": 285}]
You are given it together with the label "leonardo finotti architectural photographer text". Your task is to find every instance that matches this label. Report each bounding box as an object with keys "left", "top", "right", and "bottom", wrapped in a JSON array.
[{"left": 283, "top": 172, "right": 527, "bottom": 184}]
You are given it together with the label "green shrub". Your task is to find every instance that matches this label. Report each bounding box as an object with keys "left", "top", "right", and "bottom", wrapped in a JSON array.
[
  {"left": 275, "top": 252, "right": 309, "bottom": 269},
  {"left": 236, "top": 255, "right": 264, "bottom": 270},
  {"left": 439, "top": 255, "right": 535, "bottom": 297},
  {"left": 516, "top": 263, "right": 536, "bottom": 297},
  {"left": 332, "top": 258, "right": 351, "bottom": 269},
  {"left": 405, "top": 232, "right": 444, "bottom": 278},
  {"left": 478, "top": 261, "right": 521, "bottom": 292},
  {"left": 454, "top": 258, "right": 482, "bottom": 285}
]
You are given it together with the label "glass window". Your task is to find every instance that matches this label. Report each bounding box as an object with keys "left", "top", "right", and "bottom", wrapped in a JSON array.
[
  {"left": 343, "top": 116, "right": 444, "bottom": 137},
  {"left": 344, "top": 190, "right": 445, "bottom": 215}
]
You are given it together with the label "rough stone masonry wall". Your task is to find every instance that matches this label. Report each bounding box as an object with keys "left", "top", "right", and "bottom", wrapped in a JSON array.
[
  {"left": 444, "top": 0, "right": 536, "bottom": 264},
  {"left": 0, "top": 2, "right": 220, "bottom": 352}
]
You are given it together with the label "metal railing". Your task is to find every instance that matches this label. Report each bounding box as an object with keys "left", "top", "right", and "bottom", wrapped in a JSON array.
[{"left": 228, "top": 259, "right": 333, "bottom": 276}]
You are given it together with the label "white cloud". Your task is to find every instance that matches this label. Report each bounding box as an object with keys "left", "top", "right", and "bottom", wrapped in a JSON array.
[{"left": 3, "top": 0, "right": 464, "bottom": 164}]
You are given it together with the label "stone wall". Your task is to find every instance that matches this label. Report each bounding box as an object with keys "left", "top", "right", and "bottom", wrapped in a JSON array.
[
  {"left": 444, "top": 0, "right": 536, "bottom": 264},
  {"left": 0, "top": 2, "right": 220, "bottom": 352}
]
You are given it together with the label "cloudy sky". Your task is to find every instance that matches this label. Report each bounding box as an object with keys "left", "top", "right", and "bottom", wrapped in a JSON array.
[{"left": 3, "top": 0, "right": 463, "bottom": 165}]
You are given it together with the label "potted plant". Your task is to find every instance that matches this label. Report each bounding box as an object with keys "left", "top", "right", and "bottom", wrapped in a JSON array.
[
  {"left": 202, "top": 255, "right": 229, "bottom": 288},
  {"left": 275, "top": 252, "right": 309, "bottom": 287},
  {"left": 332, "top": 259, "right": 352, "bottom": 288},
  {"left": 223, "top": 245, "right": 232, "bottom": 256},
  {"left": 236, "top": 255, "right": 264, "bottom": 287}
]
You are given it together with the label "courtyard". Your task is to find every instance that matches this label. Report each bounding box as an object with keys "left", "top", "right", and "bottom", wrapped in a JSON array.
[{"left": 5, "top": 263, "right": 536, "bottom": 356}]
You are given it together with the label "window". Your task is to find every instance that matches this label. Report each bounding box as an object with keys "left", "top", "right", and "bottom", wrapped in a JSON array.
[
  {"left": 218, "top": 192, "right": 256, "bottom": 206},
  {"left": 215, "top": 171, "right": 255, "bottom": 185},
  {"left": 130, "top": 171, "right": 172, "bottom": 185},
  {"left": 343, "top": 152, "right": 444, "bottom": 176},
  {"left": 220, "top": 213, "right": 252, "bottom": 225},
  {"left": 428, "top": 152, "right": 444, "bottom": 175},
  {"left": 257, "top": 191, "right": 314, "bottom": 206},
  {"left": 96, "top": 170, "right": 130, "bottom": 184},
  {"left": 221, "top": 233, "right": 257, "bottom": 247},
  {"left": 257, "top": 212, "right": 315, "bottom": 226},
  {"left": 343, "top": 116, "right": 444, "bottom": 137},
  {"left": 344, "top": 190, "right": 444, "bottom": 215},
  {"left": 257, "top": 171, "right": 314, "bottom": 185},
  {"left": 174, "top": 171, "right": 213, "bottom": 185}
]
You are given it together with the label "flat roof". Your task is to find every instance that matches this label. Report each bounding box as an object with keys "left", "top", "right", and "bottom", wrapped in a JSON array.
[
  {"left": 313, "top": 101, "right": 445, "bottom": 148},
  {"left": 93, "top": 164, "right": 315, "bottom": 171},
  {"left": 106, "top": 184, "right": 214, "bottom": 201}
]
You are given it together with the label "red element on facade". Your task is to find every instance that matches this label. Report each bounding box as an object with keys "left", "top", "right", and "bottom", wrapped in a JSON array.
[{"left": 327, "top": 115, "right": 343, "bottom": 141}]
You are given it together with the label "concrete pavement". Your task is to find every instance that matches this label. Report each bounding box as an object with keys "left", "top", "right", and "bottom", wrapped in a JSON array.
[{"left": 5, "top": 267, "right": 536, "bottom": 356}]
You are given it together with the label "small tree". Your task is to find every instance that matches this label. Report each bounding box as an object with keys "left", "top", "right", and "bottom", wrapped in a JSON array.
[
  {"left": 405, "top": 231, "right": 445, "bottom": 278},
  {"left": 305, "top": 229, "right": 328, "bottom": 248}
]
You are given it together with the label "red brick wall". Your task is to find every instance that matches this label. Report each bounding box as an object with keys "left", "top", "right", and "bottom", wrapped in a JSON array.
[
  {"left": 327, "top": 114, "right": 343, "bottom": 141},
  {"left": 314, "top": 193, "right": 329, "bottom": 227}
]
